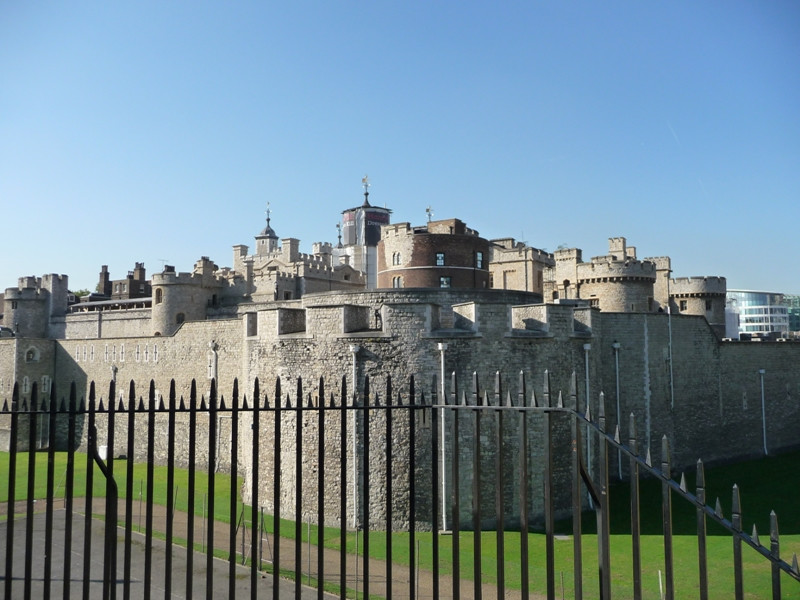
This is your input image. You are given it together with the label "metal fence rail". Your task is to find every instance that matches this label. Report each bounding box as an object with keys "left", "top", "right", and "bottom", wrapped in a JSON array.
[{"left": 1, "top": 372, "right": 798, "bottom": 599}]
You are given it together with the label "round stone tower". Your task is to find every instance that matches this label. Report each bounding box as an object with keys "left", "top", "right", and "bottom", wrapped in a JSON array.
[{"left": 151, "top": 258, "right": 223, "bottom": 336}]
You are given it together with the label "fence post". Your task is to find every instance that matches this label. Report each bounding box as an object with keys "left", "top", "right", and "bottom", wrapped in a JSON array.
[
  {"left": 629, "top": 413, "right": 642, "bottom": 600},
  {"left": 661, "top": 435, "right": 674, "bottom": 600},
  {"left": 696, "top": 460, "right": 708, "bottom": 600}
]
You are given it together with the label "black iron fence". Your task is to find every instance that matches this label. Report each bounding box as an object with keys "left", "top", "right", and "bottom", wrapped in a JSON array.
[{"left": 0, "top": 373, "right": 798, "bottom": 599}]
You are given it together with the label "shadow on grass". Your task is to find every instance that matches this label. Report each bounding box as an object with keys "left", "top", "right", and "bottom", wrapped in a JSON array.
[{"left": 562, "top": 448, "right": 800, "bottom": 536}]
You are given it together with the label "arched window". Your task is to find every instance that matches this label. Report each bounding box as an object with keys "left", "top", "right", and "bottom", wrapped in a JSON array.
[{"left": 155, "top": 288, "right": 163, "bottom": 304}]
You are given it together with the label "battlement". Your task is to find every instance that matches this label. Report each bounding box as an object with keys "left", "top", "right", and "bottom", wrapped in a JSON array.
[
  {"left": 295, "top": 251, "right": 333, "bottom": 268},
  {"left": 646, "top": 256, "right": 672, "bottom": 270},
  {"left": 490, "top": 238, "right": 553, "bottom": 259},
  {"left": 607, "top": 237, "right": 637, "bottom": 260},
  {"left": 383, "top": 222, "right": 414, "bottom": 237},
  {"left": 554, "top": 248, "right": 582, "bottom": 262},
  {"left": 41, "top": 274, "right": 69, "bottom": 286},
  {"left": 152, "top": 270, "right": 225, "bottom": 288},
  {"left": 578, "top": 259, "right": 656, "bottom": 281},
  {"left": 670, "top": 276, "right": 727, "bottom": 296},
  {"left": 6, "top": 273, "right": 68, "bottom": 298},
  {"left": 311, "top": 242, "right": 333, "bottom": 255},
  {"left": 4, "top": 287, "right": 45, "bottom": 301},
  {"left": 509, "top": 303, "right": 594, "bottom": 337},
  {"left": 17, "top": 276, "right": 41, "bottom": 290}
]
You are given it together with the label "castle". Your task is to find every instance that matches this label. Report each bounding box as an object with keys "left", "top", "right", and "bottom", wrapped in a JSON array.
[{"left": 1, "top": 186, "right": 798, "bottom": 526}]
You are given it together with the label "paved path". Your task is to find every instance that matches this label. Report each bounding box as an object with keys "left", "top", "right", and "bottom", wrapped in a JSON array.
[{"left": 0, "top": 499, "right": 542, "bottom": 599}]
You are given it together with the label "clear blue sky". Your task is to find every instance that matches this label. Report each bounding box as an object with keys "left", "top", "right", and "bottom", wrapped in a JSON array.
[{"left": 1, "top": 2, "right": 798, "bottom": 293}]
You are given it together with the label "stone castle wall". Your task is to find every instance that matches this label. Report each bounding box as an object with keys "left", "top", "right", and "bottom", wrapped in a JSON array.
[
  {"left": 1, "top": 290, "right": 799, "bottom": 529},
  {"left": 53, "top": 308, "right": 153, "bottom": 340}
]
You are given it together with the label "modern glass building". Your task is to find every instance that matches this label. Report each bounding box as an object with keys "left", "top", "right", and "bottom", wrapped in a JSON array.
[
  {"left": 783, "top": 294, "right": 800, "bottom": 334},
  {"left": 726, "top": 290, "right": 789, "bottom": 338}
]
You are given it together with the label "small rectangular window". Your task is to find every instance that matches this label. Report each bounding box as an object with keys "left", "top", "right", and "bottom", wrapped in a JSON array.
[
  {"left": 705, "top": 300, "right": 712, "bottom": 311},
  {"left": 435, "top": 253, "right": 445, "bottom": 266},
  {"left": 439, "top": 276, "right": 451, "bottom": 288},
  {"left": 679, "top": 300, "right": 688, "bottom": 311},
  {"left": 476, "top": 251, "right": 483, "bottom": 269}
]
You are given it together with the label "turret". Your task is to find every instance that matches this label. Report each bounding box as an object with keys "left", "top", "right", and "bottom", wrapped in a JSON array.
[
  {"left": 151, "top": 258, "right": 223, "bottom": 336},
  {"left": 3, "top": 274, "right": 68, "bottom": 338},
  {"left": 255, "top": 205, "right": 279, "bottom": 256}
]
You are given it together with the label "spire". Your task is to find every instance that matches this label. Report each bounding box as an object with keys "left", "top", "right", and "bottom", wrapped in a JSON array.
[
  {"left": 257, "top": 202, "right": 277, "bottom": 239},
  {"left": 361, "top": 175, "right": 371, "bottom": 207},
  {"left": 255, "top": 201, "right": 279, "bottom": 255}
]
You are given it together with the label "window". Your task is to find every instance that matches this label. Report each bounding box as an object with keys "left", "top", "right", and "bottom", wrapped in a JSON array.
[
  {"left": 22, "top": 376, "right": 30, "bottom": 395},
  {"left": 705, "top": 300, "right": 712, "bottom": 311},
  {"left": 155, "top": 288, "right": 163, "bottom": 304},
  {"left": 476, "top": 251, "right": 484, "bottom": 269},
  {"left": 42, "top": 376, "right": 51, "bottom": 394},
  {"left": 679, "top": 300, "right": 688, "bottom": 311},
  {"left": 392, "top": 276, "right": 403, "bottom": 288},
  {"left": 392, "top": 252, "right": 402, "bottom": 266},
  {"left": 435, "top": 252, "right": 445, "bottom": 266},
  {"left": 439, "top": 276, "right": 451, "bottom": 288},
  {"left": 176, "top": 313, "right": 185, "bottom": 325},
  {"left": 120, "top": 344, "right": 125, "bottom": 362},
  {"left": 11, "top": 301, "right": 17, "bottom": 309}
]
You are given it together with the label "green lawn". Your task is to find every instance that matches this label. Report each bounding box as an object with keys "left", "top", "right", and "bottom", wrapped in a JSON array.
[
  {"left": 0, "top": 451, "right": 243, "bottom": 524},
  {"left": 2, "top": 449, "right": 798, "bottom": 599}
]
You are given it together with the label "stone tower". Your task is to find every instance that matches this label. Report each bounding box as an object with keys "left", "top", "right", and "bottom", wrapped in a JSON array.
[{"left": 151, "top": 258, "right": 223, "bottom": 336}]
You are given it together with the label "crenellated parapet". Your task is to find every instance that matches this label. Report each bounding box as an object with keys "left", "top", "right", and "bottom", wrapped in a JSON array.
[
  {"left": 237, "top": 290, "right": 593, "bottom": 344},
  {"left": 669, "top": 276, "right": 727, "bottom": 338},
  {"left": 3, "top": 274, "right": 69, "bottom": 338},
  {"left": 151, "top": 258, "right": 225, "bottom": 336},
  {"left": 577, "top": 258, "right": 656, "bottom": 283},
  {"left": 670, "top": 276, "right": 727, "bottom": 297}
]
